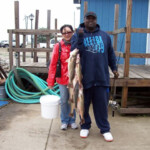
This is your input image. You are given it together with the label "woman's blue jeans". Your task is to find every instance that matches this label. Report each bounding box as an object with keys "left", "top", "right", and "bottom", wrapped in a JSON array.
[{"left": 58, "top": 84, "right": 76, "bottom": 124}]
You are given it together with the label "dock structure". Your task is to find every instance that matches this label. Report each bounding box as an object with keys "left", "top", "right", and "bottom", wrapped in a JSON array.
[{"left": 7, "top": 0, "right": 150, "bottom": 114}]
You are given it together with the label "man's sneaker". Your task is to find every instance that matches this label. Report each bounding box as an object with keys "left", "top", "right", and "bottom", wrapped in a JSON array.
[
  {"left": 71, "top": 123, "right": 78, "bottom": 129},
  {"left": 103, "top": 132, "right": 113, "bottom": 142},
  {"left": 60, "top": 124, "right": 68, "bottom": 130},
  {"left": 80, "top": 129, "right": 89, "bottom": 138}
]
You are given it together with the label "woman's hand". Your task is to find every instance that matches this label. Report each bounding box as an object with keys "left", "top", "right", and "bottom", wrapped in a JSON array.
[{"left": 48, "top": 86, "right": 53, "bottom": 89}]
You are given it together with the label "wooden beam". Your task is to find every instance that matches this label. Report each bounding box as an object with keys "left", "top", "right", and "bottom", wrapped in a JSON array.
[
  {"left": 12, "top": 48, "right": 53, "bottom": 52},
  {"left": 8, "top": 29, "right": 60, "bottom": 35},
  {"left": 122, "top": 87, "right": 128, "bottom": 107},
  {"left": 21, "top": 66, "right": 48, "bottom": 73},
  {"left": 119, "top": 108, "right": 150, "bottom": 114},
  {"left": 22, "top": 34, "right": 26, "bottom": 62},
  {"left": 54, "top": 19, "right": 58, "bottom": 43},
  {"left": 84, "top": 1, "right": 88, "bottom": 16},
  {"left": 129, "top": 53, "right": 150, "bottom": 58},
  {"left": 131, "top": 28, "right": 150, "bottom": 33},
  {"left": 112, "top": 28, "right": 126, "bottom": 35},
  {"left": 14, "top": 1, "right": 20, "bottom": 67},
  {"left": 9, "top": 30, "right": 13, "bottom": 70},
  {"left": 34, "top": 10, "right": 39, "bottom": 62},
  {"left": 122, "top": 0, "right": 133, "bottom": 108},
  {"left": 110, "top": 78, "right": 150, "bottom": 87},
  {"left": 124, "top": 0, "right": 132, "bottom": 77},
  {"left": 46, "top": 10, "right": 51, "bottom": 64},
  {"left": 113, "top": 4, "right": 119, "bottom": 51}
]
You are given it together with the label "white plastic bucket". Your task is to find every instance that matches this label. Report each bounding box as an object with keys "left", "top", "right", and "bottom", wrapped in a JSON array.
[{"left": 40, "top": 95, "right": 60, "bottom": 119}]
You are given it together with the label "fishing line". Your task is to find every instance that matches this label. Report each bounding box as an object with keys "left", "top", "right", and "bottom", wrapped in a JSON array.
[{"left": 110, "top": 33, "right": 125, "bottom": 116}]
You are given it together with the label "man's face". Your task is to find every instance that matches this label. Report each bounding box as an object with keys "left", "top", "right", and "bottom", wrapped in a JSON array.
[{"left": 84, "top": 16, "right": 97, "bottom": 31}]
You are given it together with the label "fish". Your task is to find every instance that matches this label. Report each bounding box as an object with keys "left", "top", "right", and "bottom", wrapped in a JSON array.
[
  {"left": 77, "top": 88, "right": 85, "bottom": 124},
  {"left": 67, "top": 48, "right": 79, "bottom": 87},
  {"left": 75, "top": 54, "right": 83, "bottom": 88},
  {"left": 68, "top": 51, "right": 85, "bottom": 125}
]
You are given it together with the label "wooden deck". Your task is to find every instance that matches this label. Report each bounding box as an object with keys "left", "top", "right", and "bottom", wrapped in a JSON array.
[
  {"left": 110, "top": 65, "right": 150, "bottom": 87},
  {"left": 1, "top": 49, "right": 150, "bottom": 114},
  {"left": 19, "top": 63, "right": 150, "bottom": 114},
  {"left": 20, "top": 62, "right": 150, "bottom": 87}
]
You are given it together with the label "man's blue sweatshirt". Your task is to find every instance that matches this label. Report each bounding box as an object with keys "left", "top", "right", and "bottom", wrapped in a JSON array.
[{"left": 71, "top": 23, "right": 117, "bottom": 89}]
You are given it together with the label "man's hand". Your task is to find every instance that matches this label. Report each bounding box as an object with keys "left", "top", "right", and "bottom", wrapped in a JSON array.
[
  {"left": 113, "top": 70, "right": 119, "bottom": 79},
  {"left": 78, "top": 28, "right": 84, "bottom": 36}
]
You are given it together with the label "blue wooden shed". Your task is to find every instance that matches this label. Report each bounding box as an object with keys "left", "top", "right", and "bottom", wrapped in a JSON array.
[{"left": 75, "top": 0, "right": 150, "bottom": 65}]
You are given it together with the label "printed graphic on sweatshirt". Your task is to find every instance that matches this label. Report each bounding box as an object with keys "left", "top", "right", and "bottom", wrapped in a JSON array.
[{"left": 84, "top": 35, "right": 104, "bottom": 53}]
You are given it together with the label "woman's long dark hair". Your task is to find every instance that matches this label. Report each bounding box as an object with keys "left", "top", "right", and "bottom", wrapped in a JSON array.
[{"left": 60, "top": 24, "right": 73, "bottom": 33}]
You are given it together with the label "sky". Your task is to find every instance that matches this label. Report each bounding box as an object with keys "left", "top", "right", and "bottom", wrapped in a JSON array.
[{"left": 0, "top": 0, "right": 80, "bottom": 41}]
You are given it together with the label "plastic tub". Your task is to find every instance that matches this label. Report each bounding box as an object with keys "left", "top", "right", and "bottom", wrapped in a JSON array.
[{"left": 40, "top": 95, "right": 60, "bottom": 119}]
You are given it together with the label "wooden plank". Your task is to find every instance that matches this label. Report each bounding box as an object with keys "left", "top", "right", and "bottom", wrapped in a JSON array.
[
  {"left": 127, "top": 79, "right": 150, "bottom": 87},
  {"left": 113, "top": 4, "right": 119, "bottom": 51},
  {"left": 21, "top": 66, "right": 48, "bottom": 73},
  {"left": 46, "top": 10, "right": 51, "bottom": 64},
  {"left": 122, "top": 0, "right": 132, "bottom": 108},
  {"left": 14, "top": 1, "right": 20, "bottom": 67},
  {"left": 12, "top": 48, "right": 53, "bottom": 52},
  {"left": 124, "top": 0, "right": 132, "bottom": 78},
  {"left": 110, "top": 78, "right": 150, "bottom": 87},
  {"left": 107, "top": 28, "right": 126, "bottom": 35},
  {"left": 84, "top": 1, "right": 88, "bottom": 15},
  {"left": 130, "top": 53, "right": 150, "bottom": 58},
  {"left": 130, "top": 65, "right": 150, "bottom": 78},
  {"left": 111, "top": 28, "right": 126, "bottom": 35},
  {"left": 9, "top": 30, "right": 13, "bottom": 70},
  {"left": 119, "top": 108, "right": 150, "bottom": 114},
  {"left": 131, "top": 28, "right": 150, "bottom": 33},
  {"left": 22, "top": 35, "right": 26, "bottom": 62},
  {"left": 129, "top": 66, "right": 143, "bottom": 78},
  {"left": 134, "top": 65, "right": 150, "bottom": 74},
  {"left": 34, "top": 10, "right": 39, "bottom": 62},
  {"left": 54, "top": 19, "right": 58, "bottom": 43},
  {"left": 122, "top": 87, "right": 128, "bottom": 107},
  {"left": 8, "top": 29, "right": 60, "bottom": 35}
]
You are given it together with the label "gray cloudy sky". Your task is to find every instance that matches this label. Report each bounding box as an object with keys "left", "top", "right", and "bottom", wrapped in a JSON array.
[{"left": 0, "top": 0, "right": 80, "bottom": 41}]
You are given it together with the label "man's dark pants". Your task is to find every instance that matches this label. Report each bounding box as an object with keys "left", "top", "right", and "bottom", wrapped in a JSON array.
[{"left": 81, "top": 86, "right": 110, "bottom": 134}]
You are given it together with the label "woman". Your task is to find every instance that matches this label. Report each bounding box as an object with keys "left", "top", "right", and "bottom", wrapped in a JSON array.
[{"left": 47, "top": 24, "right": 78, "bottom": 130}]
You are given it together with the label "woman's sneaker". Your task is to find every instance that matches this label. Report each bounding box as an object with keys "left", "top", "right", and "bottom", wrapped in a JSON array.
[
  {"left": 102, "top": 132, "right": 113, "bottom": 142},
  {"left": 80, "top": 129, "right": 89, "bottom": 138},
  {"left": 71, "top": 123, "right": 78, "bottom": 129},
  {"left": 60, "top": 124, "right": 68, "bottom": 130}
]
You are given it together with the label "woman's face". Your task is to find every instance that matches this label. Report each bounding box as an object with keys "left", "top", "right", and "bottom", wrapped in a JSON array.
[{"left": 62, "top": 27, "right": 73, "bottom": 41}]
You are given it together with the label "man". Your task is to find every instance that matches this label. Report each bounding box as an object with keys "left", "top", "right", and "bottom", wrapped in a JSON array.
[{"left": 71, "top": 12, "right": 119, "bottom": 142}]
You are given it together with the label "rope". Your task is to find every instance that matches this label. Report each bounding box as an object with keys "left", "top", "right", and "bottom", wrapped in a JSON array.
[{"left": 5, "top": 67, "right": 60, "bottom": 103}]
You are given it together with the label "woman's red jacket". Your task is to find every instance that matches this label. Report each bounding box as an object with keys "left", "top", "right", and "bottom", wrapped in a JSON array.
[{"left": 47, "top": 40, "right": 70, "bottom": 86}]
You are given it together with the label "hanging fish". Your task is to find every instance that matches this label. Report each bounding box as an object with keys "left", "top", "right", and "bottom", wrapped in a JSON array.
[
  {"left": 67, "top": 50, "right": 85, "bottom": 124},
  {"left": 67, "top": 48, "right": 79, "bottom": 88}
]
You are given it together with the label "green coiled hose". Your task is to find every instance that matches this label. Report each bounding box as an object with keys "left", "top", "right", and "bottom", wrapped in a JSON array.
[{"left": 5, "top": 67, "right": 60, "bottom": 103}]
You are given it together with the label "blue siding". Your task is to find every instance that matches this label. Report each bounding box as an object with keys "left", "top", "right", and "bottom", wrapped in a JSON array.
[
  {"left": 80, "top": 0, "right": 148, "bottom": 65},
  {"left": 130, "top": 0, "right": 148, "bottom": 65}
]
